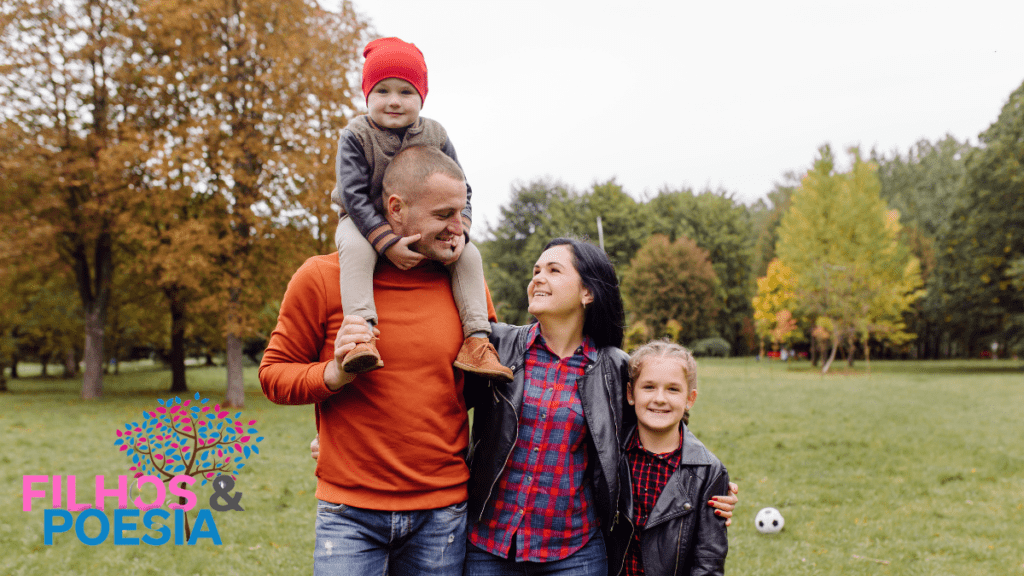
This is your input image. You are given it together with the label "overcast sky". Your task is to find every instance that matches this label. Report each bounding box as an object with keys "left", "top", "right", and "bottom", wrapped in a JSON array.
[{"left": 340, "top": 0, "right": 1024, "bottom": 232}]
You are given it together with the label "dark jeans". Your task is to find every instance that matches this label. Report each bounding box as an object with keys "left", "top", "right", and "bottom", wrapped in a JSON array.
[{"left": 463, "top": 534, "right": 607, "bottom": 576}]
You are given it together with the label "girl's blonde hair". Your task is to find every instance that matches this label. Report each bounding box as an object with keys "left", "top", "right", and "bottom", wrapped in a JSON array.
[{"left": 628, "top": 339, "right": 698, "bottom": 394}]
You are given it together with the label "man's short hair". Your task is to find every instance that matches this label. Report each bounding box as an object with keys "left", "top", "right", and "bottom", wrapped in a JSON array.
[{"left": 382, "top": 146, "right": 466, "bottom": 204}]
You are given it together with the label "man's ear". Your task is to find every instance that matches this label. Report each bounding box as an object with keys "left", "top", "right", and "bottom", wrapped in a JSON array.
[{"left": 385, "top": 194, "right": 405, "bottom": 224}]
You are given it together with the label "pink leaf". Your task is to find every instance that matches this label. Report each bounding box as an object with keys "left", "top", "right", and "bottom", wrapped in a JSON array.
[
  {"left": 116, "top": 430, "right": 122, "bottom": 437},
  {"left": 155, "top": 454, "right": 163, "bottom": 460},
  {"left": 183, "top": 426, "right": 193, "bottom": 432},
  {"left": 235, "top": 443, "right": 242, "bottom": 453},
  {"left": 217, "top": 411, "right": 228, "bottom": 418},
  {"left": 157, "top": 407, "right": 166, "bottom": 414},
  {"left": 182, "top": 446, "right": 190, "bottom": 452},
  {"left": 248, "top": 420, "right": 256, "bottom": 425},
  {"left": 120, "top": 446, "right": 127, "bottom": 452},
  {"left": 240, "top": 436, "right": 250, "bottom": 443}
]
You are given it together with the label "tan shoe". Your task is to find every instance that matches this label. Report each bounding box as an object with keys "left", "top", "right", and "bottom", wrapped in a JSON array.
[
  {"left": 454, "top": 336, "right": 513, "bottom": 382},
  {"left": 342, "top": 339, "right": 384, "bottom": 374}
]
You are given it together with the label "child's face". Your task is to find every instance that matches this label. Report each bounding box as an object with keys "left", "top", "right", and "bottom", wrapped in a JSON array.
[
  {"left": 367, "top": 78, "right": 422, "bottom": 129},
  {"left": 628, "top": 357, "right": 697, "bottom": 436}
]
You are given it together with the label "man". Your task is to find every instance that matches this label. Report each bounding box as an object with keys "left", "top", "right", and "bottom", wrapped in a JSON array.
[{"left": 260, "top": 146, "right": 495, "bottom": 575}]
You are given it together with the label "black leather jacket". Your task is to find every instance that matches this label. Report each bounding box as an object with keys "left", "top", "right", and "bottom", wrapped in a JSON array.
[
  {"left": 464, "top": 322, "right": 633, "bottom": 536},
  {"left": 608, "top": 425, "right": 730, "bottom": 576}
]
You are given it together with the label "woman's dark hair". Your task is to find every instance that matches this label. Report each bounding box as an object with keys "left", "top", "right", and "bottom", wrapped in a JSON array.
[{"left": 544, "top": 237, "right": 625, "bottom": 349}]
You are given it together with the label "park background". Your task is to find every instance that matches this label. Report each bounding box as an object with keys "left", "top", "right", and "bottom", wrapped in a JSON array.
[{"left": 1, "top": 0, "right": 1022, "bottom": 574}]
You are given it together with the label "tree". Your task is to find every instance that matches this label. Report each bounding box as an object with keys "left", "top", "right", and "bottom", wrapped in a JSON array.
[
  {"left": 121, "top": 0, "right": 367, "bottom": 400},
  {"left": 752, "top": 258, "right": 798, "bottom": 357},
  {"left": 646, "top": 188, "right": 756, "bottom": 353},
  {"left": 939, "top": 81, "right": 1024, "bottom": 355},
  {"left": 776, "top": 146, "right": 923, "bottom": 373},
  {"left": 479, "top": 179, "right": 574, "bottom": 324},
  {"left": 874, "top": 136, "right": 971, "bottom": 358},
  {"left": 622, "top": 234, "right": 722, "bottom": 345},
  {"left": 0, "top": 0, "right": 142, "bottom": 398}
]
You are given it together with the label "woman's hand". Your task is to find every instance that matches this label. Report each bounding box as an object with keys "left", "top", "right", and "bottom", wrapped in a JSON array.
[
  {"left": 384, "top": 235, "right": 425, "bottom": 270},
  {"left": 709, "top": 482, "right": 739, "bottom": 526}
]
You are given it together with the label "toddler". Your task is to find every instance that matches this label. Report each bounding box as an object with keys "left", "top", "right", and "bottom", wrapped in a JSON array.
[{"left": 332, "top": 37, "right": 511, "bottom": 381}]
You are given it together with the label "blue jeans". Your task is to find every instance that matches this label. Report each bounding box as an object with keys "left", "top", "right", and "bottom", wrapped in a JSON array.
[
  {"left": 463, "top": 534, "right": 607, "bottom": 576},
  {"left": 314, "top": 499, "right": 467, "bottom": 576}
]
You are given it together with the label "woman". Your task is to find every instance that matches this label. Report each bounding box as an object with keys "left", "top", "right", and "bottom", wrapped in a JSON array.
[{"left": 464, "top": 238, "right": 737, "bottom": 575}]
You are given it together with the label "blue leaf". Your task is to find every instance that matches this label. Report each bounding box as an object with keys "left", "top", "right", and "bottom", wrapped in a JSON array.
[
  {"left": 236, "top": 413, "right": 242, "bottom": 418},
  {"left": 237, "top": 464, "right": 245, "bottom": 469},
  {"left": 248, "top": 428, "right": 258, "bottom": 434},
  {"left": 175, "top": 397, "right": 181, "bottom": 404},
  {"left": 158, "top": 399, "right": 165, "bottom": 406},
  {"left": 252, "top": 446, "right": 259, "bottom": 455},
  {"left": 194, "top": 392, "right": 201, "bottom": 400},
  {"left": 115, "top": 439, "right": 123, "bottom": 446},
  {"left": 256, "top": 437, "right": 264, "bottom": 443},
  {"left": 132, "top": 455, "right": 139, "bottom": 463},
  {"left": 243, "top": 446, "right": 250, "bottom": 458},
  {"left": 234, "top": 457, "right": 242, "bottom": 462}
]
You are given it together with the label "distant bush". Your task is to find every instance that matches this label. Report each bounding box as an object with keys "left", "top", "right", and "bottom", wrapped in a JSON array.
[{"left": 689, "top": 337, "right": 731, "bottom": 357}]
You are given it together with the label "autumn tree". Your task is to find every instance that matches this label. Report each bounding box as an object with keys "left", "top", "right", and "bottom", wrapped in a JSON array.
[
  {"left": 777, "top": 146, "right": 923, "bottom": 373},
  {"left": 622, "top": 234, "right": 722, "bottom": 345},
  {"left": 119, "top": 0, "right": 367, "bottom": 400},
  {"left": 0, "top": 0, "right": 144, "bottom": 398},
  {"left": 752, "top": 258, "right": 798, "bottom": 358}
]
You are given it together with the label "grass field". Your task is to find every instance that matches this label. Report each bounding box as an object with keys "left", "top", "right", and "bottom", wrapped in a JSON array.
[{"left": 1, "top": 358, "right": 1022, "bottom": 575}]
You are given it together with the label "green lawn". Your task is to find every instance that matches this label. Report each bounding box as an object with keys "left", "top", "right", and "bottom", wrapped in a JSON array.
[{"left": 1, "top": 358, "right": 1022, "bottom": 575}]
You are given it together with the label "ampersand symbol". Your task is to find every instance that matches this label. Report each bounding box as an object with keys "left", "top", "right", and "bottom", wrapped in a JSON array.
[{"left": 209, "top": 475, "right": 245, "bottom": 512}]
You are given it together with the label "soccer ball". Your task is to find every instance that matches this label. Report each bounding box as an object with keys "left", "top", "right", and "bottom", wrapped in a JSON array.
[{"left": 755, "top": 507, "right": 785, "bottom": 534}]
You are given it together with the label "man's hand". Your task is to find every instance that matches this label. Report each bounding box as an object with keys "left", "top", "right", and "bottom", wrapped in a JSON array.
[
  {"left": 709, "top": 482, "right": 740, "bottom": 526},
  {"left": 384, "top": 235, "right": 425, "bottom": 270},
  {"left": 323, "top": 316, "right": 380, "bottom": 391},
  {"left": 310, "top": 435, "right": 319, "bottom": 461}
]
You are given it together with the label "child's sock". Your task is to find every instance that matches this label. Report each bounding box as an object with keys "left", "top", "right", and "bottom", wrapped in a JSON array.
[{"left": 470, "top": 331, "right": 488, "bottom": 339}]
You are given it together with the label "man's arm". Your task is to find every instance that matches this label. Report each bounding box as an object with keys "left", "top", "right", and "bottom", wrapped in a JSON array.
[{"left": 259, "top": 258, "right": 355, "bottom": 404}]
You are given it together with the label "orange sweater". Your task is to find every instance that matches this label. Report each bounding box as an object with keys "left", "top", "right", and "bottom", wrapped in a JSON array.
[{"left": 259, "top": 253, "right": 494, "bottom": 510}]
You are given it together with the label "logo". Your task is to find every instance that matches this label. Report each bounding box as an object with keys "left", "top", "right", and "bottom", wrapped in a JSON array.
[{"left": 22, "top": 393, "right": 263, "bottom": 545}]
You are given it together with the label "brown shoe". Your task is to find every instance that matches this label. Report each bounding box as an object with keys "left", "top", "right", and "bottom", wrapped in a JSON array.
[
  {"left": 342, "top": 339, "right": 384, "bottom": 374},
  {"left": 454, "top": 336, "right": 513, "bottom": 382}
]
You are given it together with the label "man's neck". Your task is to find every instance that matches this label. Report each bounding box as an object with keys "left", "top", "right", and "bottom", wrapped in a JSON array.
[{"left": 637, "top": 426, "right": 681, "bottom": 454}]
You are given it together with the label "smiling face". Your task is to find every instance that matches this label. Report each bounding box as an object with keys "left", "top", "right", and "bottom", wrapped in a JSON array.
[
  {"left": 367, "top": 78, "right": 422, "bottom": 129},
  {"left": 527, "top": 245, "right": 593, "bottom": 322},
  {"left": 627, "top": 357, "right": 697, "bottom": 437}
]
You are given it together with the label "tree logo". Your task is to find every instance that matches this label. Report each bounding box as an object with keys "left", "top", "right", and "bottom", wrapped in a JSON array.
[{"left": 116, "top": 392, "right": 263, "bottom": 485}]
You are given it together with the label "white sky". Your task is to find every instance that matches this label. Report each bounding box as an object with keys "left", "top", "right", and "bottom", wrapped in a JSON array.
[{"left": 340, "top": 0, "right": 1024, "bottom": 232}]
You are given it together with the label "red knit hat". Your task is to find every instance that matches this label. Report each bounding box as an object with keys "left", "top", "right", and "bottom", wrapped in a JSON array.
[{"left": 361, "top": 37, "right": 428, "bottom": 105}]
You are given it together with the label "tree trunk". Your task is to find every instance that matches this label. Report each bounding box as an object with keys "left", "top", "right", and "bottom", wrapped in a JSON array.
[
  {"left": 169, "top": 291, "right": 188, "bottom": 393},
  {"left": 0, "top": 361, "right": 7, "bottom": 392},
  {"left": 10, "top": 356, "right": 18, "bottom": 379},
  {"left": 863, "top": 339, "right": 871, "bottom": 372},
  {"left": 225, "top": 333, "right": 245, "bottom": 408},
  {"left": 41, "top": 356, "right": 49, "bottom": 377},
  {"left": 846, "top": 338, "right": 856, "bottom": 367},
  {"left": 64, "top": 350, "right": 79, "bottom": 378},
  {"left": 82, "top": 307, "right": 105, "bottom": 399},
  {"left": 821, "top": 339, "right": 839, "bottom": 374}
]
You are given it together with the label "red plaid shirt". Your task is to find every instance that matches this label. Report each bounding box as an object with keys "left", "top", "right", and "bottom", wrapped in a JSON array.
[
  {"left": 624, "top": 429, "right": 684, "bottom": 576},
  {"left": 468, "top": 324, "right": 598, "bottom": 562}
]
